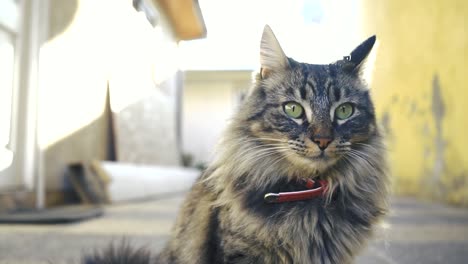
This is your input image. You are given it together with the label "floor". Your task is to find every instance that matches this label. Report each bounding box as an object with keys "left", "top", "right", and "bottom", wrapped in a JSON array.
[{"left": 1, "top": 195, "right": 468, "bottom": 264}]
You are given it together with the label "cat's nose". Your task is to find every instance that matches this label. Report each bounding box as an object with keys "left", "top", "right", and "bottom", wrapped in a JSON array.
[{"left": 312, "top": 136, "right": 333, "bottom": 151}]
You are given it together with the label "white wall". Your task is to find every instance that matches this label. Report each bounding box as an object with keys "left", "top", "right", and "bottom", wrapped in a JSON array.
[
  {"left": 39, "top": 0, "right": 181, "bottom": 190},
  {"left": 182, "top": 70, "right": 253, "bottom": 166}
]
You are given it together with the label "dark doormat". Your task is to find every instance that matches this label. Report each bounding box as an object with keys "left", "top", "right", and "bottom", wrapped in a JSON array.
[{"left": 0, "top": 205, "right": 103, "bottom": 224}]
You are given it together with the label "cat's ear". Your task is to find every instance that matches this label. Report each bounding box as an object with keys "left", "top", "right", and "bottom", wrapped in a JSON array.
[
  {"left": 343, "top": 35, "right": 376, "bottom": 73},
  {"left": 260, "top": 25, "right": 289, "bottom": 79}
]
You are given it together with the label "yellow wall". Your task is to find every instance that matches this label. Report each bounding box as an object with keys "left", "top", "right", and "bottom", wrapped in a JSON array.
[{"left": 361, "top": 0, "right": 468, "bottom": 205}]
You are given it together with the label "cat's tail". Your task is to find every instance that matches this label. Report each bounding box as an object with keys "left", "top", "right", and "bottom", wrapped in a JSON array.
[{"left": 82, "top": 242, "right": 157, "bottom": 264}]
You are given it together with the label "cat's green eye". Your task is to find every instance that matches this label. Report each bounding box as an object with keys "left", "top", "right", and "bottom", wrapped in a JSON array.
[
  {"left": 284, "top": 102, "right": 304, "bottom": 119},
  {"left": 335, "top": 103, "right": 354, "bottom": 120}
]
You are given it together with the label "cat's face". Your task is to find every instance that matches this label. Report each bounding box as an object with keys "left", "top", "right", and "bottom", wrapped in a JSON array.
[{"left": 241, "top": 26, "right": 377, "bottom": 175}]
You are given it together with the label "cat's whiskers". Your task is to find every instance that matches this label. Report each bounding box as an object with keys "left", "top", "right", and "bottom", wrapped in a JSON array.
[
  {"left": 246, "top": 144, "right": 290, "bottom": 155},
  {"left": 267, "top": 149, "right": 291, "bottom": 167},
  {"left": 335, "top": 141, "right": 378, "bottom": 159},
  {"left": 339, "top": 155, "right": 354, "bottom": 171},
  {"left": 236, "top": 137, "right": 288, "bottom": 146},
  {"left": 231, "top": 139, "right": 286, "bottom": 154},
  {"left": 235, "top": 138, "right": 298, "bottom": 163},
  {"left": 257, "top": 137, "right": 288, "bottom": 143},
  {"left": 353, "top": 142, "right": 383, "bottom": 149},
  {"left": 251, "top": 148, "right": 290, "bottom": 161},
  {"left": 233, "top": 142, "right": 286, "bottom": 159},
  {"left": 333, "top": 147, "right": 375, "bottom": 179},
  {"left": 333, "top": 145, "right": 351, "bottom": 151},
  {"left": 222, "top": 139, "right": 293, "bottom": 181},
  {"left": 253, "top": 150, "right": 294, "bottom": 188},
  {"left": 248, "top": 148, "right": 289, "bottom": 165},
  {"left": 348, "top": 148, "right": 377, "bottom": 162},
  {"left": 237, "top": 137, "right": 310, "bottom": 161},
  {"left": 232, "top": 148, "right": 291, "bottom": 194},
  {"left": 241, "top": 144, "right": 286, "bottom": 156},
  {"left": 343, "top": 151, "right": 377, "bottom": 176},
  {"left": 336, "top": 155, "right": 375, "bottom": 195},
  {"left": 238, "top": 136, "right": 285, "bottom": 143},
  {"left": 239, "top": 144, "right": 289, "bottom": 164}
]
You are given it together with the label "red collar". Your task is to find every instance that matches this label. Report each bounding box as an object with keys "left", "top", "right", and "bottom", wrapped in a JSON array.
[{"left": 264, "top": 178, "right": 329, "bottom": 203}]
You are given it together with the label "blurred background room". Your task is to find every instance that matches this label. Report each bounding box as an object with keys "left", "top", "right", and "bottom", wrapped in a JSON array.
[{"left": 0, "top": 0, "right": 467, "bottom": 263}]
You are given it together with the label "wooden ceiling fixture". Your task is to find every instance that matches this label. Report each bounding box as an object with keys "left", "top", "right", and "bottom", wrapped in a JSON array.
[{"left": 154, "top": 0, "right": 206, "bottom": 41}]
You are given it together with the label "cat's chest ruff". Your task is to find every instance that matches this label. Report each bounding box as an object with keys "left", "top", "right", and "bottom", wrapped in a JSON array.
[{"left": 219, "top": 198, "right": 332, "bottom": 264}]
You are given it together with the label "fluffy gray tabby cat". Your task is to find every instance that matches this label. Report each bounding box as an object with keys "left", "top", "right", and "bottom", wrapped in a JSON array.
[{"left": 85, "top": 25, "right": 388, "bottom": 264}]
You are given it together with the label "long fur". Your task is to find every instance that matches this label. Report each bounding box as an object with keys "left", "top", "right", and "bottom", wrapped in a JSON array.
[
  {"left": 85, "top": 26, "right": 388, "bottom": 264},
  {"left": 83, "top": 242, "right": 153, "bottom": 264}
]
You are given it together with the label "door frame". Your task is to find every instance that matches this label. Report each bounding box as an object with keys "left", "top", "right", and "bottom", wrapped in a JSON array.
[{"left": 0, "top": 0, "right": 48, "bottom": 208}]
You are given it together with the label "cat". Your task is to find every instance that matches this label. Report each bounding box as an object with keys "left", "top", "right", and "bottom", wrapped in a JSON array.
[{"left": 84, "top": 25, "right": 388, "bottom": 264}]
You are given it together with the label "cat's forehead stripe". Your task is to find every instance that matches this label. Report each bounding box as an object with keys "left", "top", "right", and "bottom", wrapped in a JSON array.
[
  {"left": 325, "top": 79, "right": 333, "bottom": 100},
  {"left": 299, "top": 67, "right": 309, "bottom": 100},
  {"left": 307, "top": 79, "right": 317, "bottom": 95},
  {"left": 333, "top": 84, "right": 341, "bottom": 102}
]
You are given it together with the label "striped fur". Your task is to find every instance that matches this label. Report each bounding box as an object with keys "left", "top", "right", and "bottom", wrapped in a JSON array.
[
  {"left": 85, "top": 26, "right": 388, "bottom": 264},
  {"left": 156, "top": 26, "right": 387, "bottom": 264}
]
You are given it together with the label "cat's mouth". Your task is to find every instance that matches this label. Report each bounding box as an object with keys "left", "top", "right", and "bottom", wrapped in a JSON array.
[
  {"left": 285, "top": 139, "right": 344, "bottom": 174},
  {"left": 307, "top": 151, "right": 331, "bottom": 161},
  {"left": 287, "top": 138, "right": 348, "bottom": 164}
]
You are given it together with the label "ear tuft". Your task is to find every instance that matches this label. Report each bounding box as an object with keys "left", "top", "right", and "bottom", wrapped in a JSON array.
[{"left": 260, "top": 25, "right": 289, "bottom": 79}]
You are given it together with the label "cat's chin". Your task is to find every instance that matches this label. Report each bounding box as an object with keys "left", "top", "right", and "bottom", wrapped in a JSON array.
[{"left": 286, "top": 152, "right": 339, "bottom": 176}]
